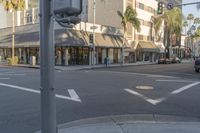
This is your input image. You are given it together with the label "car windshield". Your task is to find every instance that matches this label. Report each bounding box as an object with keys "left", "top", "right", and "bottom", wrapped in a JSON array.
[{"left": 0, "top": 0, "right": 200, "bottom": 133}]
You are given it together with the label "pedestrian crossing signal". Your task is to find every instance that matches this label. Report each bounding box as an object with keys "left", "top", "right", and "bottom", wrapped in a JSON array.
[{"left": 157, "top": 2, "right": 163, "bottom": 15}]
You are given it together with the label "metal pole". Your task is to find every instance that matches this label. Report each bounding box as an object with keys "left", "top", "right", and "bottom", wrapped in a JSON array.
[
  {"left": 40, "top": 0, "right": 56, "bottom": 132},
  {"left": 93, "top": 0, "right": 96, "bottom": 65},
  {"left": 12, "top": 11, "right": 15, "bottom": 65}
]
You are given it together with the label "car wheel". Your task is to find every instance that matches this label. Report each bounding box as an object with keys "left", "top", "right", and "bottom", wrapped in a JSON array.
[{"left": 195, "top": 69, "right": 199, "bottom": 72}]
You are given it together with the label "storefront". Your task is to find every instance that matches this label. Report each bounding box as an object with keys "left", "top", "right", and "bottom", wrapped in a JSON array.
[
  {"left": 0, "top": 25, "right": 126, "bottom": 66},
  {"left": 136, "top": 41, "right": 160, "bottom": 62}
]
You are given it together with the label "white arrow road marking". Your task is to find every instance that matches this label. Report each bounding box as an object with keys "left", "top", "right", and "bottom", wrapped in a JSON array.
[
  {"left": 0, "top": 83, "right": 81, "bottom": 103},
  {"left": 124, "top": 88, "right": 165, "bottom": 105},
  {"left": 0, "top": 78, "right": 10, "bottom": 80},
  {"left": 171, "top": 82, "right": 200, "bottom": 95},
  {"left": 156, "top": 79, "right": 198, "bottom": 83}
]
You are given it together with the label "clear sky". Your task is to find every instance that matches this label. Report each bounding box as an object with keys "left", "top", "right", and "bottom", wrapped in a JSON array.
[{"left": 182, "top": 0, "right": 200, "bottom": 18}]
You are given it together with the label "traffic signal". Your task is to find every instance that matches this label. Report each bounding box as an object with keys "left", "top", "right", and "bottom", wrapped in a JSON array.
[
  {"left": 89, "top": 34, "right": 93, "bottom": 44},
  {"left": 157, "top": 2, "right": 163, "bottom": 15}
]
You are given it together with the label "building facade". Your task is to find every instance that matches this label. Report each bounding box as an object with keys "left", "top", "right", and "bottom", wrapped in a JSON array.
[{"left": 0, "top": 0, "right": 166, "bottom": 66}]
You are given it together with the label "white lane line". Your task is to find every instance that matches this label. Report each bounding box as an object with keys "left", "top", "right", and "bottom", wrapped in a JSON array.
[
  {"left": 0, "top": 78, "right": 10, "bottom": 80},
  {"left": 97, "top": 71, "right": 178, "bottom": 79},
  {"left": 124, "top": 88, "right": 165, "bottom": 105},
  {"left": 170, "top": 82, "right": 200, "bottom": 95},
  {"left": 156, "top": 79, "right": 198, "bottom": 83},
  {"left": 0, "top": 83, "right": 81, "bottom": 103}
]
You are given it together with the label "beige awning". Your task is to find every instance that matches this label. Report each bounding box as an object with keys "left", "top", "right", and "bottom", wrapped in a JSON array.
[
  {"left": 0, "top": 24, "right": 128, "bottom": 48},
  {"left": 137, "top": 41, "right": 160, "bottom": 52}
]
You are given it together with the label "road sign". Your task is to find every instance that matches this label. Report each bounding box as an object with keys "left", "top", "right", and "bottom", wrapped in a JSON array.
[
  {"left": 167, "top": 2, "right": 174, "bottom": 10},
  {"left": 90, "top": 26, "right": 98, "bottom": 30}
]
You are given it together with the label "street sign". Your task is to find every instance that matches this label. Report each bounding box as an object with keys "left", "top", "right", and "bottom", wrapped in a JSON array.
[
  {"left": 167, "top": 2, "right": 174, "bottom": 10},
  {"left": 90, "top": 26, "right": 98, "bottom": 30}
]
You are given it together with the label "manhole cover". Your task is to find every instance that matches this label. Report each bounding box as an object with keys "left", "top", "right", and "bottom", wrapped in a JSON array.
[{"left": 136, "top": 85, "right": 154, "bottom": 90}]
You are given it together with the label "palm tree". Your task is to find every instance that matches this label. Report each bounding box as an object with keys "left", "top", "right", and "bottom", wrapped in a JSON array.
[
  {"left": 194, "top": 17, "right": 200, "bottom": 26},
  {"left": 151, "top": 16, "right": 162, "bottom": 42},
  {"left": 187, "top": 13, "right": 194, "bottom": 26},
  {"left": 0, "top": 0, "right": 25, "bottom": 64},
  {"left": 156, "top": 7, "right": 182, "bottom": 58},
  {"left": 117, "top": 5, "right": 140, "bottom": 64}
]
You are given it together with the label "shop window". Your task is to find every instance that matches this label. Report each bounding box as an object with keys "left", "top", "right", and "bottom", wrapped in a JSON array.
[{"left": 139, "top": 3, "right": 144, "bottom": 10}]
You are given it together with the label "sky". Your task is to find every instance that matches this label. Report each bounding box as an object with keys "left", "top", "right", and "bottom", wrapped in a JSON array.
[{"left": 182, "top": 0, "right": 200, "bottom": 18}]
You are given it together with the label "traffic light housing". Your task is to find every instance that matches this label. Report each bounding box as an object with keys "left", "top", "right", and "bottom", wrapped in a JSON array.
[
  {"left": 89, "top": 34, "right": 93, "bottom": 44},
  {"left": 157, "top": 2, "right": 163, "bottom": 15}
]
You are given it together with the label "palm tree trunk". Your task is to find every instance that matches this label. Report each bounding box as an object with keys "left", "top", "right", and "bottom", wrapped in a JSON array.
[
  {"left": 121, "top": 29, "right": 126, "bottom": 65},
  {"left": 163, "top": 25, "right": 167, "bottom": 59},
  {"left": 12, "top": 11, "right": 15, "bottom": 65},
  {"left": 121, "top": 32, "right": 126, "bottom": 65}
]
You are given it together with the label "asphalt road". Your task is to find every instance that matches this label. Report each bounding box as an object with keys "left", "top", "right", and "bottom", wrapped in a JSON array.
[{"left": 0, "top": 62, "right": 199, "bottom": 133}]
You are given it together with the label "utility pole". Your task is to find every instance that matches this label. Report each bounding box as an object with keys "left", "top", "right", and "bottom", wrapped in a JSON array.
[
  {"left": 40, "top": 0, "right": 56, "bottom": 133},
  {"left": 93, "top": 0, "right": 96, "bottom": 65},
  {"left": 12, "top": 11, "right": 15, "bottom": 65}
]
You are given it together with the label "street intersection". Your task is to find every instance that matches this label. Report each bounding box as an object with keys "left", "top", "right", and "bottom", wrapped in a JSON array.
[{"left": 0, "top": 63, "right": 200, "bottom": 133}]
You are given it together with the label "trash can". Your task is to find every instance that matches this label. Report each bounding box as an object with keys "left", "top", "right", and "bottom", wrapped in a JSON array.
[{"left": 30, "top": 56, "right": 36, "bottom": 66}]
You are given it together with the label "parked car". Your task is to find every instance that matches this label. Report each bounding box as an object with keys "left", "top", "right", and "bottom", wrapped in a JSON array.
[
  {"left": 158, "top": 58, "right": 171, "bottom": 64},
  {"left": 170, "top": 57, "right": 181, "bottom": 63},
  {"left": 194, "top": 57, "right": 200, "bottom": 72}
]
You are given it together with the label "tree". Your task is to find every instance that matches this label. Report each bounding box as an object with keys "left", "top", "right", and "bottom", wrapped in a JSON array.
[
  {"left": 194, "top": 17, "right": 200, "bottom": 26},
  {"left": 151, "top": 16, "right": 162, "bottom": 42},
  {"left": 117, "top": 5, "right": 140, "bottom": 64},
  {"left": 187, "top": 13, "right": 194, "bottom": 27},
  {"left": 0, "top": 0, "right": 25, "bottom": 64},
  {"left": 156, "top": 7, "right": 182, "bottom": 58}
]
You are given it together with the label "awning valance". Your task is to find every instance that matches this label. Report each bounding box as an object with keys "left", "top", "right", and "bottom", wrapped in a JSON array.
[
  {"left": 137, "top": 41, "right": 160, "bottom": 53},
  {"left": 0, "top": 24, "right": 128, "bottom": 48}
]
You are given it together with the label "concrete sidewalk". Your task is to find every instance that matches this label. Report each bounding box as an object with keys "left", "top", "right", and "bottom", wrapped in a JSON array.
[
  {"left": 1, "top": 59, "right": 192, "bottom": 71},
  {"left": 35, "top": 114, "right": 200, "bottom": 133},
  {"left": 2, "top": 62, "right": 157, "bottom": 71}
]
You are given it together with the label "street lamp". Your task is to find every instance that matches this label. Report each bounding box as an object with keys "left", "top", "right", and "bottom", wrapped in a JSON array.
[
  {"left": 92, "top": 0, "right": 96, "bottom": 65},
  {"left": 40, "top": 0, "right": 82, "bottom": 133}
]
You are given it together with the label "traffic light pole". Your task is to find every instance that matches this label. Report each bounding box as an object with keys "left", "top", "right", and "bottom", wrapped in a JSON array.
[
  {"left": 93, "top": 0, "right": 96, "bottom": 65},
  {"left": 40, "top": 0, "right": 56, "bottom": 132}
]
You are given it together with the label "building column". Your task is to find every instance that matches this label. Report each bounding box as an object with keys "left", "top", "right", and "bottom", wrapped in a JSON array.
[
  {"left": 108, "top": 48, "right": 113, "bottom": 64},
  {"left": 64, "top": 48, "right": 69, "bottom": 66},
  {"left": 89, "top": 48, "right": 92, "bottom": 65},
  {"left": 57, "top": 50, "right": 62, "bottom": 65},
  {"left": 118, "top": 49, "right": 121, "bottom": 63},
  {"left": 143, "top": 53, "right": 145, "bottom": 62},
  {"left": 102, "top": 48, "right": 107, "bottom": 64},
  {"left": 96, "top": 48, "right": 98, "bottom": 64},
  {"left": 19, "top": 48, "right": 22, "bottom": 63},
  {"left": 23, "top": 48, "right": 27, "bottom": 64}
]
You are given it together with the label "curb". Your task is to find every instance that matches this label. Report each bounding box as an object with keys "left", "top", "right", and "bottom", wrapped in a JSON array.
[
  {"left": 57, "top": 114, "right": 200, "bottom": 129},
  {"left": 34, "top": 114, "right": 200, "bottom": 133}
]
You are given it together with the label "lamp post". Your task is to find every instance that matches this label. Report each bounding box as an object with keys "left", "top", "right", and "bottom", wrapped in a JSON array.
[
  {"left": 92, "top": 0, "right": 96, "bottom": 65},
  {"left": 11, "top": 10, "right": 15, "bottom": 65}
]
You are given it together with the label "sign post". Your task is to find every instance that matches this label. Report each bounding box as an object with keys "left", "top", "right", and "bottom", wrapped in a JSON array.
[
  {"left": 40, "top": 0, "right": 82, "bottom": 132},
  {"left": 40, "top": 0, "right": 56, "bottom": 133}
]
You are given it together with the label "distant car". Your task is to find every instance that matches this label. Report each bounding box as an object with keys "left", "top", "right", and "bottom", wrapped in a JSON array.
[
  {"left": 171, "top": 57, "right": 181, "bottom": 63},
  {"left": 158, "top": 58, "right": 171, "bottom": 64},
  {"left": 194, "top": 58, "right": 200, "bottom": 72}
]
